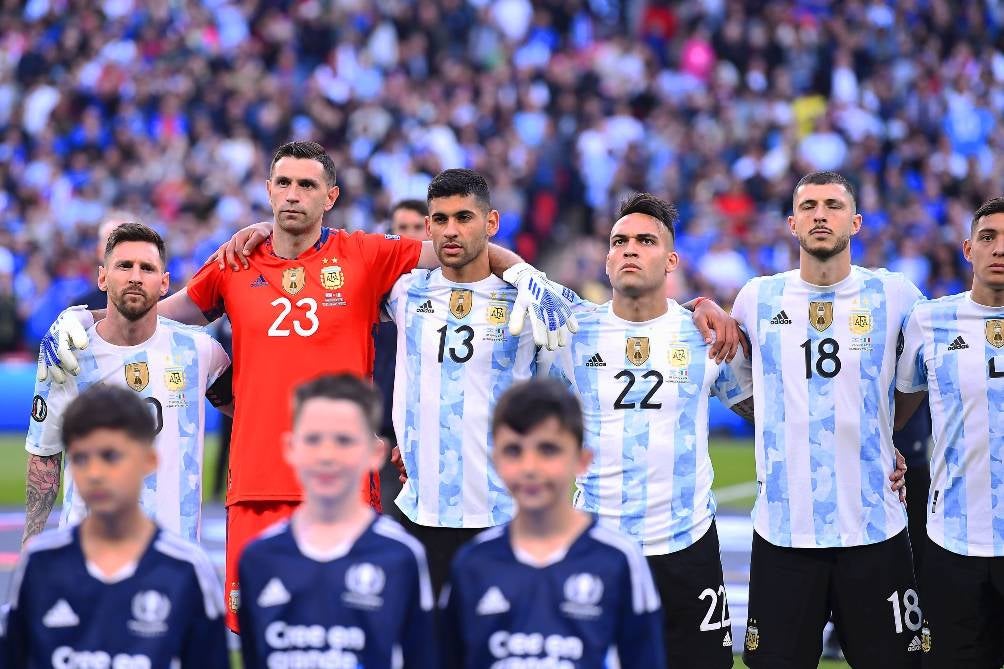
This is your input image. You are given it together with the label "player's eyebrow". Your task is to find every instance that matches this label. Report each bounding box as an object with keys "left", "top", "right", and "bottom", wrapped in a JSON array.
[
  {"left": 798, "top": 198, "right": 845, "bottom": 208},
  {"left": 430, "top": 209, "right": 475, "bottom": 220},
  {"left": 611, "top": 232, "right": 658, "bottom": 242}
]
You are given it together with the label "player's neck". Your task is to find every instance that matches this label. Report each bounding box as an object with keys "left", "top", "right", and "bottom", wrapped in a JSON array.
[
  {"left": 798, "top": 251, "right": 852, "bottom": 287},
  {"left": 611, "top": 291, "right": 668, "bottom": 322},
  {"left": 294, "top": 498, "right": 373, "bottom": 549},
  {"left": 510, "top": 505, "right": 590, "bottom": 560},
  {"left": 969, "top": 282, "right": 1004, "bottom": 307},
  {"left": 442, "top": 254, "right": 490, "bottom": 283},
  {"left": 97, "top": 308, "right": 158, "bottom": 346},
  {"left": 271, "top": 225, "right": 322, "bottom": 260},
  {"left": 79, "top": 507, "right": 155, "bottom": 573}
]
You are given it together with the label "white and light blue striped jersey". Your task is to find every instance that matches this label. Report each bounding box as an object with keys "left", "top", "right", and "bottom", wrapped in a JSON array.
[
  {"left": 538, "top": 300, "right": 752, "bottom": 555},
  {"left": 386, "top": 269, "right": 537, "bottom": 528},
  {"left": 731, "top": 266, "right": 922, "bottom": 549},
  {"left": 26, "top": 317, "right": 230, "bottom": 541},
  {"left": 896, "top": 292, "right": 1004, "bottom": 557}
]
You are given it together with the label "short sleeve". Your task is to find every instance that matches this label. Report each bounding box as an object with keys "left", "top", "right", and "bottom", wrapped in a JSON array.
[
  {"left": 385, "top": 273, "right": 415, "bottom": 326},
  {"left": 185, "top": 263, "right": 227, "bottom": 322},
  {"left": 896, "top": 306, "right": 928, "bottom": 393},
  {"left": 200, "top": 335, "right": 231, "bottom": 386},
  {"left": 356, "top": 232, "right": 422, "bottom": 299},
  {"left": 893, "top": 275, "right": 924, "bottom": 328},
  {"left": 730, "top": 279, "right": 756, "bottom": 329},
  {"left": 712, "top": 342, "right": 754, "bottom": 407},
  {"left": 25, "top": 368, "right": 80, "bottom": 457}
]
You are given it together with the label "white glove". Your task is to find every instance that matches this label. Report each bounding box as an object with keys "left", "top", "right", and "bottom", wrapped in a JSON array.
[
  {"left": 37, "top": 306, "right": 93, "bottom": 384},
  {"left": 503, "top": 263, "right": 579, "bottom": 351}
]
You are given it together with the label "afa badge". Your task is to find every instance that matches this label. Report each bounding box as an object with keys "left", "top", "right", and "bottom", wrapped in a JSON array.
[
  {"left": 745, "top": 620, "right": 759, "bottom": 651},
  {"left": 850, "top": 310, "right": 873, "bottom": 334},
  {"left": 282, "top": 267, "right": 306, "bottom": 295},
  {"left": 124, "top": 362, "right": 150, "bottom": 392},
  {"left": 487, "top": 303, "right": 508, "bottom": 325},
  {"left": 450, "top": 289, "right": 473, "bottom": 319},
  {"left": 921, "top": 621, "right": 931, "bottom": 653},
  {"left": 987, "top": 319, "right": 1004, "bottom": 348},
  {"left": 668, "top": 344, "right": 690, "bottom": 368},
  {"left": 164, "top": 368, "right": 185, "bottom": 391},
  {"left": 809, "top": 301, "right": 833, "bottom": 332},
  {"left": 626, "top": 337, "right": 650, "bottom": 366},
  {"left": 321, "top": 264, "right": 344, "bottom": 290},
  {"left": 228, "top": 586, "right": 241, "bottom": 613}
]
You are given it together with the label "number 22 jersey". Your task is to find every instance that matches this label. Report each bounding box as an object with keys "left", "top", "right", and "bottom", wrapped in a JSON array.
[{"left": 731, "top": 267, "right": 922, "bottom": 549}]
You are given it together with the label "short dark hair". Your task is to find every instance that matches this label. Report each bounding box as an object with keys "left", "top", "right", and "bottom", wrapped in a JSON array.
[
  {"left": 971, "top": 197, "right": 1004, "bottom": 234},
  {"left": 62, "top": 385, "right": 157, "bottom": 449},
  {"left": 270, "top": 141, "right": 337, "bottom": 186},
  {"left": 104, "top": 222, "right": 167, "bottom": 266},
  {"left": 392, "top": 199, "right": 429, "bottom": 217},
  {"left": 793, "top": 171, "right": 857, "bottom": 209},
  {"left": 491, "top": 379, "right": 584, "bottom": 449},
  {"left": 616, "top": 192, "right": 678, "bottom": 241},
  {"left": 427, "top": 169, "right": 491, "bottom": 211},
  {"left": 292, "top": 374, "right": 382, "bottom": 434}
]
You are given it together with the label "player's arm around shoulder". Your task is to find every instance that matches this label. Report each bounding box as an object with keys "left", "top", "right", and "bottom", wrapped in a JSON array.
[{"left": 893, "top": 302, "right": 930, "bottom": 431}]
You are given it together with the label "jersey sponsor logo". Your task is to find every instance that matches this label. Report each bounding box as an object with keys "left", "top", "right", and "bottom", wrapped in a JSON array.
[
  {"left": 124, "top": 362, "right": 150, "bottom": 391},
  {"left": 625, "top": 337, "right": 650, "bottom": 366},
  {"left": 476, "top": 587, "right": 511, "bottom": 615},
  {"left": 264, "top": 621, "right": 365, "bottom": 664},
  {"left": 987, "top": 319, "right": 1004, "bottom": 348},
  {"left": 850, "top": 310, "right": 873, "bottom": 334},
  {"left": 722, "top": 630, "right": 733, "bottom": 647},
  {"left": 745, "top": 619, "right": 759, "bottom": 651},
  {"left": 320, "top": 262, "right": 344, "bottom": 290},
  {"left": 281, "top": 267, "right": 306, "bottom": 295},
  {"left": 809, "top": 301, "right": 833, "bottom": 332},
  {"left": 769, "top": 310, "right": 792, "bottom": 325},
  {"left": 384, "top": 233, "right": 400, "bottom": 240},
  {"left": 250, "top": 273, "right": 269, "bottom": 288},
  {"left": 488, "top": 632, "right": 584, "bottom": 663},
  {"left": 668, "top": 343, "right": 690, "bottom": 368},
  {"left": 415, "top": 300, "right": 435, "bottom": 314},
  {"left": 42, "top": 599, "right": 79, "bottom": 628},
  {"left": 31, "top": 394, "right": 48, "bottom": 422},
  {"left": 342, "top": 562, "right": 385, "bottom": 610},
  {"left": 908, "top": 635, "right": 921, "bottom": 652},
  {"left": 164, "top": 368, "right": 185, "bottom": 391},
  {"left": 487, "top": 303, "right": 508, "bottom": 325},
  {"left": 450, "top": 289, "right": 473, "bottom": 319},
  {"left": 51, "top": 647, "right": 151, "bottom": 669},
  {"left": 947, "top": 336, "right": 969, "bottom": 351},
  {"left": 257, "top": 577, "right": 291, "bottom": 607},
  {"left": 128, "top": 590, "right": 171, "bottom": 637},
  {"left": 584, "top": 353, "right": 606, "bottom": 367},
  {"left": 560, "top": 573, "right": 603, "bottom": 619}
]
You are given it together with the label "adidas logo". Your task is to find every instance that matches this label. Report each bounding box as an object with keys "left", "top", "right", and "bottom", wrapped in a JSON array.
[
  {"left": 947, "top": 336, "right": 968, "bottom": 351},
  {"left": 250, "top": 274, "right": 268, "bottom": 288},
  {"left": 908, "top": 635, "right": 921, "bottom": 652},
  {"left": 415, "top": 300, "right": 434, "bottom": 314},
  {"left": 476, "top": 586, "right": 510, "bottom": 615},
  {"left": 42, "top": 599, "right": 79, "bottom": 628},
  {"left": 770, "top": 310, "right": 792, "bottom": 325},
  {"left": 722, "top": 631, "right": 733, "bottom": 647},
  {"left": 584, "top": 353, "right": 606, "bottom": 367},
  {"left": 257, "top": 578, "right": 291, "bottom": 607}
]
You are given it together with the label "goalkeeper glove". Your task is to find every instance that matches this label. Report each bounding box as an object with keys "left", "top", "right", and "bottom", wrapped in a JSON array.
[
  {"left": 37, "top": 305, "right": 93, "bottom": 384},
  {"left": 503, "top": 263, "right": 579, "bottom": 351}
]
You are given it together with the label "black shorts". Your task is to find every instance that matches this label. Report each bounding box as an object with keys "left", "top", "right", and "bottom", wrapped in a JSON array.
[
  {"left": 398, "top": 513, "right": 482, "bottom": 597},
  {"left": 646, "top": 520, "right": 734, "bottom": 669},
  {"left": 743, "top": 529, "right": 921, "bottom": 669},
  {"left": 921, "top": 537, "right": 1004, "bottom": 669}
]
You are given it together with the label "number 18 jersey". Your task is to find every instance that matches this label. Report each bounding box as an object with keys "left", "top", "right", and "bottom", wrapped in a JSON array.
[{"left": 731, "top": 267, "right": 922, "bottom": 549}]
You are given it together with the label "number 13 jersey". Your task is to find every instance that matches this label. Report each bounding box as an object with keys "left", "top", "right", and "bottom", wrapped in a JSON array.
[{"left": 731, "top": 267, "right": 921, "bottom": 549}]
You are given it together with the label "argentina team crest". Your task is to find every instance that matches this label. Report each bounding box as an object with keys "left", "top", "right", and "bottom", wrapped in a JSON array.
[
  {"left": 450, "top": 289, "right": 473, "bottom": 319},
  {"left": 625, "top": 337, "right": 650, "bottom": 366},
  {"left": 809, "top": 301, "right": 833, "bottom": 332},
  {"left": 281, "top": 267, "right": 306, "bottom": 295},
  {"left": 124, "top": 362, "right": 150, "bottom": 392},
  {"left": 745, "top": 619, "right": 759, "bottom": 651},
  {"left": 849, "top": 310, "right": 873, "bottom": 334},
  {"left": 987, "top": 319, "right": 1004, "bottom": 348},
  {"left": 164, "top": 368, "right": 185, "bottom": 391},
  {"left": 320, "top": 261, "right": 344, "bottom": 290}
]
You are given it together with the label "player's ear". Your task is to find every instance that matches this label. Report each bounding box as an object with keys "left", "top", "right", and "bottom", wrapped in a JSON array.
[
  {"left": 962, "top": 238, "right": 973, "bottom": 262},
  {"left": 159, "top": 271, "right": 170, "bottom": 297},
  {"left": 665, "top": 250, "right": 679, "bottom": 275},
  {"left": 787, "top": 214, "right": 797, "bottom": 237},
  {"left": 97, "top": 266, "right": 108, "bottom": 292},
  {"left": 486, "top": 209, "right": 500, "bottom": 238},
  {"left": 324, "top": 184, "right": 340, "bottom": 211},
  {"left": 851, "top": 212, "right": 863, "bottom": 235}
]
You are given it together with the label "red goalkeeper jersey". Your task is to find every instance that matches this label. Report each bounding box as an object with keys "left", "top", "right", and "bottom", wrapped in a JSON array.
[{"left": 187, "top": 228, "right": 421, "bottom": 504}]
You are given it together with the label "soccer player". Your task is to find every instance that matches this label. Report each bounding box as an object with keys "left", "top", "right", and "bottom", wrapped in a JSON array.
[
  {"left": 23, "top": 222, "right": 232, "bottom": 545},
  {"left": 237, "top": 374, "right": 436, "bottom": 669},
  {"left": 732, "top": 171, "right": 923, "bottom": 668},
  {"left": 2, "top": 385, "right": 228, "bottom": 668},
  {"left": 895, "top": 196, "right": 1004, "bottom": 668},
  {"left": 539, "top": 193, "right": 754, "bottom": 668},
  {"left": 36, "top": 141, "right": 580, "bottom": 631},
  {"left": 441, "top": 378, "right": 665, "bottom": 669}
]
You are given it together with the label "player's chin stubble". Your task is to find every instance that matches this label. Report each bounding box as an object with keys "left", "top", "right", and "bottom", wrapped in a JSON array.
[{"left": 799, "top": 233, "right": 851, "bottom": 261}]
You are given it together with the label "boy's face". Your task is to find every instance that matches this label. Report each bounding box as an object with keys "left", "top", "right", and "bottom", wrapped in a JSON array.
[
  {"left": 284, "top": 398, "right": 385, "bottom": 504},
  {"left": 492, "top": 418, "right": 592, "bottom": 514},
  {"left": 67, "top": 428, "right": 157, "bottom": 518}
]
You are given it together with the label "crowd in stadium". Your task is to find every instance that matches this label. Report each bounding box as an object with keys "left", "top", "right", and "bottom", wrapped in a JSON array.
[{"left": 2, "top": 0, "right": 1003, "bottom": 352}]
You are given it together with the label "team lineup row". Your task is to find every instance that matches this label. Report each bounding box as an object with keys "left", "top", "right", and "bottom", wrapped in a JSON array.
[{"left": 14, "top": 143, "right": 1004, "bottom": 668}]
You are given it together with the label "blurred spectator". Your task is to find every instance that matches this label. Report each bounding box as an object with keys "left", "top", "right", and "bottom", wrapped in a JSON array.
[{"left": 3, "top": 0, "right": 1002, "bottom": 355}]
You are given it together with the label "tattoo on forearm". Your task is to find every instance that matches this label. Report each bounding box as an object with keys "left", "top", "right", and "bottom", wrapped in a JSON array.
[
  {"left": 731, "top": 397, "right": 755, "bottom": 424},
  {"left": 23, "top": 453, "right": 61, "bottom": 545}
]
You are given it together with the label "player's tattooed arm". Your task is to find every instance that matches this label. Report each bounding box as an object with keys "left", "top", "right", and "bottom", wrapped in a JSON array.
[
  {"left": 22, "top": 453, "right": 61, "bottom": 546},
  {"left": 729, "top": 397, "right": 755, "bottom": 424}
]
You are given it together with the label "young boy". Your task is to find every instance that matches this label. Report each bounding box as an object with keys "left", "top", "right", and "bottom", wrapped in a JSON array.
[
  {"left": 237, "top": 374, "right": 437, "bottom": 669},
  {"left": 2, "top": 385, "right": 228, "bottom": 668},
  {"left": 441, "top": 378, "right": 666, "bottom": 668}
]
